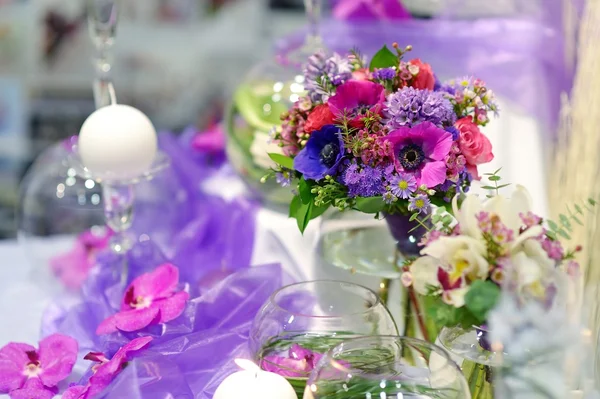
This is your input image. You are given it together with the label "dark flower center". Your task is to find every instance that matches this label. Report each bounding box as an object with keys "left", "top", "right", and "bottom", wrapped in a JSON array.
[
  {"left": 356, "top": 104, "right": 371, "bottom": 115},
  {"left": 320, "top": 143, "right": 340, "bottom": 168},
  {"left": 398, "top": 144, "right": 425, "bottom": 170}
]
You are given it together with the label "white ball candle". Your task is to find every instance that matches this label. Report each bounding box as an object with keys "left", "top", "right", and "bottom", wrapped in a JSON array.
[
  {"left": 78, "top": 104, "right": 158, "bottom": 181},
  {"left": 214, "top": 359, "right": 297, "bottom": 399}
]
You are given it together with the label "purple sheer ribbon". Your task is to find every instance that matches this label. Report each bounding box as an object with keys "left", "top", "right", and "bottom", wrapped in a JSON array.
[
  {"left": 41, "top": 127, "right": 295, "bottom": 397},
  {"left": 278, "top": 13, "right": 572, "bottom": 131}
]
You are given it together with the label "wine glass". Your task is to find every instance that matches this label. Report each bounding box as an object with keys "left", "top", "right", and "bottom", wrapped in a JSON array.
[
  {"left": 87, "top": 0, "right": 118, "bottom": 108},
  {"left": 306, "top": 335, "right": 471, "bottom": 399}
]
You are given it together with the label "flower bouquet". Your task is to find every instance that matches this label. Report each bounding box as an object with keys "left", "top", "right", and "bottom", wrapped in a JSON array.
[
  {"left": 403, "top": 184, "right": 587, "bottom": 398},
  {"left": 266, "top": 43, "right": 497, "bottom": 339}
]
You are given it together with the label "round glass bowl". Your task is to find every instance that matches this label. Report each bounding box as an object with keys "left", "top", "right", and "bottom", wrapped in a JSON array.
[
  {"left": 305, "top": 336, "right": 471, "bottom": 399},
  {"left": 225, "top": 57, "right": 304, "bottom": 209},
  {"left": 250, "top": 280, "right": 398, "bottom": 396}
]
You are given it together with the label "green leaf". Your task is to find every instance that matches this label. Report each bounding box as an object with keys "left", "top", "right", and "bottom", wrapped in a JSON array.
[
  {"left": 369, "top": 45, "right": 399, "bottom": 71},
  {"left": 559, "top": 214, "right": 572, "bottom": 230},
  {"left": 289, "top": 195, "right": 302, "bottom": 218},
  {"left": 464, "top": 280, "right": 501, "bottom": 323},
  {"left": 487, "top": 175, "right": 501, "bottom": 182},
  {"left": 572, "top": 215, "right": 583, "bottom": 226},
  {"left": 309, "top": 202, "right": 329, "bottom": 220},
  {"left": 546, "top": 230, "right": 557, "bottom": 240},
  {"left": 299, "top": 178, "right": 313, "bottom": 204},
  {"left": 575, "top": 204, "right": 583, "bottom": 214},
  {"left": 589, "top": 198, "right": 598, "bottom": 206},
  {"left": 354, "top": 196, "right": 386, "bottom": 214},
  {"left": 409, "top": 212, "right": 419, "bottom": 222},
  {"left": 558, "top": 229, "right": 571, "bottom": 240},
  {"left": 547, "top": 220, "right": 559, "bottom": 231},
  {"left": 295, "top": 202, "right": 311, "bottom": 233},
  {"left": 481, "top": 186, "right": 496, "bottom": 190},
  {"left": 496, "top": 184, "right": 511, "bottom": 189},
  {"left": 493, "top": 167, "right": 503, "bottom": 175},
  {"left": 268, "top": 153, "right": 294, "bottom": 169}
]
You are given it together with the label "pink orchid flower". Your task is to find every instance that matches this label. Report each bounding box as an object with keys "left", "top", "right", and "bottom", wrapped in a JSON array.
[
  {"left": 63, "top": 336, "right": 153, "bottom": 399},
  {"left": 0, "top": 334, "right": 78, "bottom": 398},
  {"left": 191, "top": 124, "right": 225, "bottom": 154},
  {"left": 96, "top": 263, "right": 189, "bottom": 335},
  {"left": 50, "top": 228, "right": 113, "bottom": 290},
  {"left": 261, "top": 344, "right": 324, "bottom": 377}
]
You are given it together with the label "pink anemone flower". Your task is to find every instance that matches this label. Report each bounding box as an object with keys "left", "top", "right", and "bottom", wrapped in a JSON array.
[{"left": 383, "top": 122, "right": 453, "bottom": 188}]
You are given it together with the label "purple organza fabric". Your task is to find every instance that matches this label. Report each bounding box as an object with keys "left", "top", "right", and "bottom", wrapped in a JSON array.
[
  {"left": 278, "top": 2, "right": 573, "bottom": 131},
  {"left": 40, "top": 128, "right": 294, "bottom": 397}
]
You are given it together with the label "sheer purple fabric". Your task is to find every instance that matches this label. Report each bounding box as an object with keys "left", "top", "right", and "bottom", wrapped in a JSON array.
[{"left": 40, "top": 129, "right": 294, "bottom": 397}]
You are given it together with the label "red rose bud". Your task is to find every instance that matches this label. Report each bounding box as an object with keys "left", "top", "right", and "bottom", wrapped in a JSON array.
[
  {"left": 304, "top": 104, "right": 335, "bottom": 134},
  {"left": 409, "top": 59, "right": 435, "bottom": 90}
]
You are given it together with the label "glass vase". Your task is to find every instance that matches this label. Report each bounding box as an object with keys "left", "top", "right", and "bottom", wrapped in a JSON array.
[
  {"left": 439, "top": 326, "right": 500, "bottom": 399},
  {"left": 249, "top": 280, "right": 398, "bottom": 398},
  {"left": 305, "top": 335, "right": 471, "bottom": 399}
]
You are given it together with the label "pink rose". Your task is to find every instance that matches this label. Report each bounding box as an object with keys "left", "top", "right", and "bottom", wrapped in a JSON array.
[
  {"left": 455, "top": 116, "right": 493, "bottom": 180},
  {"left": 304, "top": 104, "right": 335, "bottom": 134},
  {"left": 352, "top": 68, "right": 371, "bottom": 81},
  {"left": 409, "top": 59, "right": 435, "bottom": 90}
]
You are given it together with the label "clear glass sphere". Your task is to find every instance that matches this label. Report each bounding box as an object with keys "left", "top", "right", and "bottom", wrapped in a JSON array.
[
  {"left": 249, "top": 280, "right": 398, "bottom": 396},
  {"left": 306, "top": 335, "right": 471, "bottom": 399},
  {"left": 17, "top": 139, "right": 190, "bottom": 290},
  {"left": 225, "top": 56, "right": 304, "bottom": 209}
]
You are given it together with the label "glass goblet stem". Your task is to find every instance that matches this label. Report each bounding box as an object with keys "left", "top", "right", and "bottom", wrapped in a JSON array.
[
  {"left": 102, "top": 182, "right": 134, "bottom": 283},
  {"left": 304, "top": 0, "right": 323, "bottom": 46}
]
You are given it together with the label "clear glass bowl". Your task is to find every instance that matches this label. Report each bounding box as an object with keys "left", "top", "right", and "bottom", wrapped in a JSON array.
[
  {"left": 250, "top": 280, "right": 398, "bottom": 396},
  {"left": 225, "top": 57, "right": 304, "bottom": 209},
  {"left": 305, "top": 335, "right": 471, "bottom": 399}
]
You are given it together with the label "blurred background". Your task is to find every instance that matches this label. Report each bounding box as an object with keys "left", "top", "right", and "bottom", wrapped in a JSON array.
[{"left": 0, "top": 0, "right": 571, "bottom": 238}]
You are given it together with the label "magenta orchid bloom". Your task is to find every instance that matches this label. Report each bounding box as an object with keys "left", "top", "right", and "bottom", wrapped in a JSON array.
[
  {"left": 63, "top": 336, "right": 153, "bottom": 399},
  {"left": 0, "top": 334, "right": 78, "bottom": 398},
  {"left": 383, "top": 122, "right": 453, "bottom": 188},
  {"left": 50, "top": 228, "right": 112, "bottom": 290},
  {"left": 96, "top": 263, "right": 189, "bottom": 335},
  {"left": 327, "top": 80, "right": 386, "bottom": 128},
  {"left": 191, "top": 124, "right": 225, "bottom": 154},
  {"left": 261, "top": 344, "right": 323, "bottom": 377}
]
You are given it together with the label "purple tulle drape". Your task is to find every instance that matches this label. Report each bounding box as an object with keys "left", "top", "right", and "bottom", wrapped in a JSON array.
[{"left": 40, "top": 128, "right": 294, "bottom": 397}]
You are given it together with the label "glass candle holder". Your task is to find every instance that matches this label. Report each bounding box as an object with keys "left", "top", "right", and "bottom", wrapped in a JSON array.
[
  {"left": 305, "top": 335, "right": 471, "bottom": 399},
  {"left": 250, "top": 280, "right": 398, "bottom": 397}
]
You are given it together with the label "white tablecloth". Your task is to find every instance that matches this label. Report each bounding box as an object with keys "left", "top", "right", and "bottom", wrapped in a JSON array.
[{"left": 0, "top": 96, "right": 549, "bottom": 349}]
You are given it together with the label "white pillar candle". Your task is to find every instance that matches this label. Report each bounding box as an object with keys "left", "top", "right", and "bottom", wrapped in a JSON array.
[
  {"left": 214, "top": 359, "right": 297, "bottom": 399},
  {"left": 78, "top": 104, "right": 158, "bottom": 181}
]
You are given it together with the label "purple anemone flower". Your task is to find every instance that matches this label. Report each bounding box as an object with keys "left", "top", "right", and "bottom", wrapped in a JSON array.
[
  {"left": 383, "top": 122, "right": 453, "bottom": 188},
  {"left": 294, "top": 125, "right": 345, "bottom": 181},
  {"left": 327, "top": 80, "right": 385, "bottom": 127}
]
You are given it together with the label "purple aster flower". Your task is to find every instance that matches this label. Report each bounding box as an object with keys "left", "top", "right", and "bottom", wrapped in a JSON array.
[
  {"left": 388, "top": 173, "right": 417, "bottom": 199},
  {"left": 328, "top": 80, "right": 386, "bottom": 128},
  {"left": 343, "top": 163, "right": 385, "bottom": 197},
  {"left": 445, "top": 126, "right": 460, "bottom": 141},
  {"left": 276, "top": 171, "right": 292, "bottom": 187},
  {"left": 433, "top": 75, "right": 442, "bottom": 91},
  {"left": 382, "top": 191, "right": 397, "bottom": 204},
  {"left": 373, "top": 67, "right": 396, "bottom": 81},
  {"left": 385, "top": 87, "right": 456, "bottom": 129},
  {"left": 294, "top": 125, "right": 345, "bottom": 180},
  {"left": 382, "top": 122, "right": 453, "bottom": 188},
  {"left": 304, "top": 51, "right": 352, "bottom": 103},
  {"left": 408, "top": 194, "right": 431, "bottom": 214}
]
